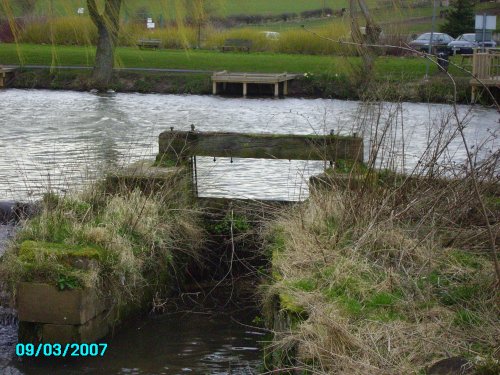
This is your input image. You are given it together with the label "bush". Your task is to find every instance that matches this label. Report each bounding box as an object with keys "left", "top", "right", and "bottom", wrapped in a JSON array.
[{"left": 19, "top": 16, "right": 97, "bottom": 45}]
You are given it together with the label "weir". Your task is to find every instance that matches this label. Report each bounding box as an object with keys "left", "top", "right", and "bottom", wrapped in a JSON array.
[
  {"left": 157, "top": 128, "right": 364, "bottom": 200},
  {"left": 13, "top": 129, "right": 363, "bottom": 344}
]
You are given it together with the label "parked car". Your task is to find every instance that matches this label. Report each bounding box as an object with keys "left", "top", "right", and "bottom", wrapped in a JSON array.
[
  {"left": 475, "top": 36, "right": 497, "bottom": 49},
  {"left": 408, "top": 32, "right": 454, "bottom": 52},
  {"left": 447, "top": 33, "right": 478, "bottom": 54},
  {"left": 447, "top": 33, "right": 497, "bottom": 54}
]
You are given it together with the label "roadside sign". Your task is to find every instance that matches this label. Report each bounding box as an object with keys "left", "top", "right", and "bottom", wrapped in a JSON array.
[
  {"left": 475, "top": 15, "right": 496, "bottom": 30},
  {"left": 77, "top": 8, "right": 84, "bottom": 15},
  {"left": 147, "top": 22, "right": 155, "bottom": 29}
]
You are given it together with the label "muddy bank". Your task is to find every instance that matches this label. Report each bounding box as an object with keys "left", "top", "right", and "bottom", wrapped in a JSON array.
[{"left": 7, "top": 68, "right": 475, "bottom": 104}]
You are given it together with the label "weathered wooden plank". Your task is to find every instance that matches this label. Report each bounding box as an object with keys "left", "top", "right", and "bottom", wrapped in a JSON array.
[{"left": 159, "top": 131, "right": 363, "bottom": 162}]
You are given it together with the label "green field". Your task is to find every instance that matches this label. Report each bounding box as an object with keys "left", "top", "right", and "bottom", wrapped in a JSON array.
[
  {"left": 0, "top": 43, "right": 469, "bottom": 79},
  {"left": 6, "top": 0, "right": 354, "bottom": 18}
]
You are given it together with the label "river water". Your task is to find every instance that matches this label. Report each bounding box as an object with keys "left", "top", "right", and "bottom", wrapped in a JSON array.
[
  {"left": 0, "top": 90, "right": 499, "bottom": 374},
  {"left": 0, "top": 291, "right": 264, "bottom": 375},
  {"left": 0, "top": 89, "right": 498, "bottom": 202}
]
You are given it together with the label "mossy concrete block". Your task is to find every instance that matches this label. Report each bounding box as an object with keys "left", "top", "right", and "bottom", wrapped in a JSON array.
[
  {"left": 104, "top": 160, "right": 187, "bottom": 194},
  {"left": 41, "top": 311, "right": 112, "bottom": 343},
  {"left": 17, "top": 282, "right": 106, "bottom": 325},
  {"left": 19, "top": 240, "right": 101, "bottom": 264}
]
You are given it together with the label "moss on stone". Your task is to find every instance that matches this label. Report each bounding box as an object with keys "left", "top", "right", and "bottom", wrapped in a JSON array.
[{"left": 19, "top": 240, "right": 102, "bottom": 262}]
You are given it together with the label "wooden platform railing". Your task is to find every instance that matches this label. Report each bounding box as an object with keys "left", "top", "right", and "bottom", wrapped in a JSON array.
[
  {"left": 470, "top": 50, "right": 500, "bottom": 101},
  {"left": 472, "top": 50, "right": 500, "bottom": 81}
]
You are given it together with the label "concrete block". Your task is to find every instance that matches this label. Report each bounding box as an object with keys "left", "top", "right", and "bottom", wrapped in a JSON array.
[
  {"left": 41, "top": 310, "right": 112, "bottom": 343},
  {"left": 17, "top": 282, "right": 106, "bottom": 325}
]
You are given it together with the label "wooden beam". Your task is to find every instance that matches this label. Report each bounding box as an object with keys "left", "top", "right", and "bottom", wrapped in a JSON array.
[{"left": 159, "top": 131, "right": 364, "bottom": 163}]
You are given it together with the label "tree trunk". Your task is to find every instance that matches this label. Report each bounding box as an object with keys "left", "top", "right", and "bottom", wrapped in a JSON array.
[
  {"left": 349, "top": 0, "right": 381, "bottom": 77},
  {"left": 87, "top": 0, "right": 122, "bottom": 88}
]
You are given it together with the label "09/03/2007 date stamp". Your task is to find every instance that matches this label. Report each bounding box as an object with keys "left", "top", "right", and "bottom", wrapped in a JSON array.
[{"left": 16, "top": 343, "right": 108, "bottom": 357}]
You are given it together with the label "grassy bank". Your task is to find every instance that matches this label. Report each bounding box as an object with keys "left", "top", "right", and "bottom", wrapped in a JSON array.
[
  {"left": 0, "top": 166, "right": 203, "bottom": 318},
  {"left": 263, "top": 180, "right": 499, "bottom": 373},
  {"left": 2, "top": 43, "right": 476, "bottom": 103},
  {"left": 262, "top": 127, "right": 500, "bottom": 374},
  {"left": 0, "top": 43, "right": 471, "bottom": 78},
  {"left": 7, "top": 67, "right": 471, "bottom": 104}
]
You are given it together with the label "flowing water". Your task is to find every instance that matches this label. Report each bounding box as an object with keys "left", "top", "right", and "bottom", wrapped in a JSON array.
[
  {"left": 0, "top": 292, "right": 264, "bottom": 375},
  {"left": 0, "top": 89, "right": 499, "bottom": 374},
  {"left": 0, "top": 89, "right": 498, "bottom": 202}
]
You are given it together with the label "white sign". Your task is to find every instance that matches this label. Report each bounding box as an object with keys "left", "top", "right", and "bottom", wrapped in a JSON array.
[
  {"left": 147, "top": 18, "right": 153, "bottom": 23},
  {"left": 147, "top": 22, "right": 155, "bottom": 29},
  {"left": 475, "top": 15, "right": 496, "bottom": 30},
  {"left": 77, "top": 7, "right": 84, "bottom": 14}
]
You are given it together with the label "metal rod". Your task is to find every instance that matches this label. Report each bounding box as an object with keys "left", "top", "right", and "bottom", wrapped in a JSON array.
[
  {"left": 193, "top": 155, "right": 198, "bottom": 197},
  {"left": 482, "top": 13, "right": 486, "bottom": 53},
  {"left": 425, "top": 0, "right": 437, "bottom": 78}
]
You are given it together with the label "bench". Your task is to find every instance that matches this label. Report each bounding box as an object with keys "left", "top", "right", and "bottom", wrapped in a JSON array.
[
  {"left": 137, "top": 39, "right": 161, "bottom": 50},
  {"left": 221, "top": 39, "right": 252, "bottom": 53}
]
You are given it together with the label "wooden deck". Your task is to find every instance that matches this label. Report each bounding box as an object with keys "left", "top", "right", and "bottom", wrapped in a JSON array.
[
  {"left": 470, "top": 51, "right": 500, "bottom": 101},
  {"left": 211, "top": 71, "right": 298, "bottom": 97},
  {"left": 0, "top": 67, "right": 16, "bottom": 88}
]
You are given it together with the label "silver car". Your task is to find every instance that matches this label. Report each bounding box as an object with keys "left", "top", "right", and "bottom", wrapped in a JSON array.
[
  {"left": 447, "top": 34, "right": 478, "bottom": 54},
  {"left": 409, "top": 32, "right": 454, "bottom": 52}
]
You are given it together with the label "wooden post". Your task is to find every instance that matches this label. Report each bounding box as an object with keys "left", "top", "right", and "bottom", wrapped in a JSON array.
[
  {"left": 284, "top": 80, "right": 288, "bottom": 96},
  {"left": 243, "top": 82, "right": 247, "bottom": 97},
  {"left": 212, "top": 81, "right": 217, "bottom": 95},
  {"left": 274, "top": 83, "right": 279, "bottom": 97}
]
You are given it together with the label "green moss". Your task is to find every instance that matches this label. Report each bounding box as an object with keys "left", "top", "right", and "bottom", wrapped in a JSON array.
[
  {"left": 19, "top": 240, "right": 102, "bottom": 261},
  {"left": 153, "top": 155, "right": 178, "bottom": 167},
  {"left": 213, "top": 213, "right": 250, "bottom": 234},
  {"left": 334, "top": 159, "right": 368, "bottom": 174},
  {"left": 279, "top": 293, "right": 306, "bottom": 315}
]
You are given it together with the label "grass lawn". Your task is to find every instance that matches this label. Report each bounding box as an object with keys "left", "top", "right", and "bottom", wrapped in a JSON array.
[
  {"left": 0, "top": 43, "right": 470, "bottom": 79},
  {"left": 24, "top": 0, "right": 352, "bottom": 18}
]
